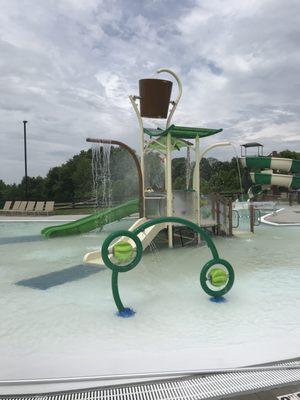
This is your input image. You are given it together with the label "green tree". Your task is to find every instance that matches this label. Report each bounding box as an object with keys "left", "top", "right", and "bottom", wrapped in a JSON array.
[{"left": 278, "top": 150, "right": 300, "bottom": 160}]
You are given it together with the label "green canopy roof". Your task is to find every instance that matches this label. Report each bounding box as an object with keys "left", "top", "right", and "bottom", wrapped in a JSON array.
[
  {"left": 241, "top": 142, "right": 263, "bottom": 148},
  {"left": 146, "top": 136, "right": 192, "bottom": 154},
  {"left": 144, "top": 124, "right": 223, "bottom": 139}
]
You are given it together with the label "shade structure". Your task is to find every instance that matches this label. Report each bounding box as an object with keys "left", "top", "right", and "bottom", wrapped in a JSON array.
[
  {"left": 144, "top": 124, "right": 223, "bottom": 139},
  {"left": 146, "top": 136, "right": 192, "bottom": 154}
]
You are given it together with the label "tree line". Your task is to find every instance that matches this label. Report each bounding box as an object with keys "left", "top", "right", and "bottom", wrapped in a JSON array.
[{"left": 0, "top": 148, "right": 299, "bottom": 206}]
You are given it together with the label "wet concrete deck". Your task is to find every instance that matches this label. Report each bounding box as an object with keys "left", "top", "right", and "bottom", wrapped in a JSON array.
[
  {"left": 0, "top": 214, "right": 89, "bottom": 222},
  {"left": 262, "top": 205, "right": 300, "bottom": 225}
]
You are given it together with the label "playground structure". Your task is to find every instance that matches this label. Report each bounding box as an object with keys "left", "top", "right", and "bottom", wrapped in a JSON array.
[
  {"left": 40, "top": 68, "right": 237, "bottom": 316},
  {"left": 81, "top": 68, "right": 236, "bottom": 315},
  {"left": 40, "top": 68, "right": 300, "bottom": 315},
  {"left": 83, "top": 70, "right": 235, "bottom": 261}
]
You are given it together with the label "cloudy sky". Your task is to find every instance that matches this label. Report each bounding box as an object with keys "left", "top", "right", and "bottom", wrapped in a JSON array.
[{"left": 1, "top": 0, "right": 300, "bottom": 183}]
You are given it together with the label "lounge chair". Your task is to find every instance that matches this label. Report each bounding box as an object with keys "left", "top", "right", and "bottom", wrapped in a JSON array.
[
  {"left": 24, "top": 201, "right": 36, "bottom": 214},
  {"left": 15, "top": 201, "right": 28, "bottom": 214},
  {"left": 6, "top": 200, "right": 22, "bottom": 214},
  {"left": 43, "top": 201, "right": 55, "bottom": 215},
  {"left": 0, "top": 201, "right": 12, "bottom": 214},
  {"left": 33, "top": 201, "right": 45, "bottom": 215}
]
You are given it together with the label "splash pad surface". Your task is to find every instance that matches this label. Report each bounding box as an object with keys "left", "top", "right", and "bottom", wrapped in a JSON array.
[{"left": 0, "top": 219, "right": 299, "bottom": 380}]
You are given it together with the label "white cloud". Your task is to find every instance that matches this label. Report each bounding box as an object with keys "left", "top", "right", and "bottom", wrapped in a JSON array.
[{"left": 0, "top": 0, "right": 300, "bottom": 183}]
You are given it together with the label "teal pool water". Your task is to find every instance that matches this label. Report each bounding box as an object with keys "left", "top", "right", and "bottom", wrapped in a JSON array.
[{"left": 0, "top": 219, "right": 299, "bottom": 380}]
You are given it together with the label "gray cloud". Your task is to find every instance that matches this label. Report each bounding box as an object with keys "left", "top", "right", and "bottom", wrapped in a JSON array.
[{"left": 0, "top": 0, "right": 300, "bottom": 183}]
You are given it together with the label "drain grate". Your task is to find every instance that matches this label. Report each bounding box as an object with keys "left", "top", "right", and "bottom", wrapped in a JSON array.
[{"left": 1, "top": 362, "right": 300, "bottom": 400}]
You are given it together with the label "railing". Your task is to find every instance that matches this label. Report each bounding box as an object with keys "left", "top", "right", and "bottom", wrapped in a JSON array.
[
  {"left": 288, "top": 190, "right": 300, "bottom": 206},
  {"left": 232, "top": 209, "right": 240, "bottom": 229},
  {"left": 207, "top": 195, "right": 233, "bottom": 236},
  {"left": 254, "top": 209, "right": 261, "bottom": 226},
  {"left": 54, "top": 198, "right": 136, "bottom": 212}
]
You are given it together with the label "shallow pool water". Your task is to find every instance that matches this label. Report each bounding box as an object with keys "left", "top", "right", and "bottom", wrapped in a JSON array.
[{"left": 0, "top": 219, "right": 299, "bottom": 380}]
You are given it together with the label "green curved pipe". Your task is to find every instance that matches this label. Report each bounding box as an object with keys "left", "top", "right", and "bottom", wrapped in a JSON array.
[
  {"left": 133, "top": 216, "right": 219, "bottom": 260},
  {"left": 111, "top": 271, "right": 125, "bottom": 312},
  {"left": 106, "top": 216, "right": 232, "bottom": 314}
]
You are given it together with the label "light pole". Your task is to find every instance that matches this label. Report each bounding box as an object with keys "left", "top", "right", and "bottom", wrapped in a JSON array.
[{"left": 23, "top": 120, "right": 28, "bottom": 199}]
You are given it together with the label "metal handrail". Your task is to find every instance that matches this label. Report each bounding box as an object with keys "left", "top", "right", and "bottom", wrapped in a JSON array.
[
  {"left": 254, "top": 209, "right": 261, "bottom": 226},
  {"left": 232, "top": 209, "right": 240, "bottom": 229}
]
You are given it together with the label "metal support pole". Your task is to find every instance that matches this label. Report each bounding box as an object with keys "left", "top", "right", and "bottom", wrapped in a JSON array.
[
  {"left": 157, "top": 68, "right": 182, "bottom": 129},
  {"left": 228, "top": 198, "right": 233, "bottom": 236},
  {"left": 194, "top": 135, "right": 201, "bottom": 229},
  {"left": 23, "top": 120, "right": 28, "bottom": 199},
  {"left": 166, "top": 132, "right": 173, "bottom": 248},
  {"left": 288, "top": 191, "right": 292, "bottom": 206},
  {"left": 249, "top": 201, "right": 254, "bottom": 233},
  {"left": 216, "top": 196, "right": 220, "bottom": 235},
  {"left": 156, "top": 68, "right": 183, "bottom": 248},
  {"left": 192, "top": 141, "right": 231, "bottom": 191},
  {"left": 129, "top": 96, "right": 145, "bottom": 217}
]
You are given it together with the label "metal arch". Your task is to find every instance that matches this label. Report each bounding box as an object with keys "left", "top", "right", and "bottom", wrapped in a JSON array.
[
  {"left": 106, "top": 217, "right": 235, "bottom": 314},
  {"left": 156, "top": 68, "right": 182, "bottom": 129},
  {"left": 133, "top": 216, "right": 219, "bottom": 259}
]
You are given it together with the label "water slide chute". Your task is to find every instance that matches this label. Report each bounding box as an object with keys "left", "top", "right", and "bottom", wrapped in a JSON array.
[
  {"left": 240, "top": 156, "right": 300, "bottom": 198},
  {"left": 240, "top": 156, "right": 300, "bottom": 174},
  {"left": 41, "top": 199, "right": 139, "bottom": 238},
  {"left": 250, "top": 172, "right": 300, "bottom": 190}
]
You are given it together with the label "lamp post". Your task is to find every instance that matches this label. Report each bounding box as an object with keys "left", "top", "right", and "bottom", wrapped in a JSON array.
[{"left": 23, "top": 120, "right": 28, "bottom": 199}]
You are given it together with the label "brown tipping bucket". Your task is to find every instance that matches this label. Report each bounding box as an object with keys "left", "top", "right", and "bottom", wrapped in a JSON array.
[{"left": 139, "top": 78, "right": 173, "bottom": 119}]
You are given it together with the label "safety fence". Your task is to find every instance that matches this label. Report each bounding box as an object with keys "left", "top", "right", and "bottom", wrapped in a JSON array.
[
  {"left": 288, "top": 190, "right": 300, "bottom": 206},
  {"left": 54, "top": 197, "right": 135, "bottom": 212},
  {"left": 202, "top": 195, "right": 233, "bottom": 236}
]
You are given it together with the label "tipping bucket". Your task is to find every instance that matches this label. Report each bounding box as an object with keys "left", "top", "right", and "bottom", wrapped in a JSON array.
[{"left": 139, "top": 78, "right": 173, "bottom": 119}]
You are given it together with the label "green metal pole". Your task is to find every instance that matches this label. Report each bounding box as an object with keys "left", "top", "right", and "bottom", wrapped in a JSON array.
[{"left": 111, "top": 271, "right": 125, "bottom": 312}]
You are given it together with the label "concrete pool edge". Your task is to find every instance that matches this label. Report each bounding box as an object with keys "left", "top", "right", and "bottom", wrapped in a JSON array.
[
  {"left": 0, "top": 358, "right": 299, "bottom": 398},
  {"left": 1, "top": 334, "right": 300, "bottom": 394}
]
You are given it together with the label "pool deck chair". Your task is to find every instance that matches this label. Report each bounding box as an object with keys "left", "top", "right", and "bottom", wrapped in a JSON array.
[
  {"left": 33, "top": 201, "right": 45, "bottom": 215},
  {"left": 15, "top": 201, "right": 28, "bottom": 214},
  {"left": 0, "top": 201, "right": 12, "bottom": 214},
  {"left": 43, "top": 201, "right": 55, "bottom": 215},
  {"left": 6, "top": 200, "right": 22, "bottom": 214},
  {"left": 24, "top": 201, "right": 36, "bottom": 214}
]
